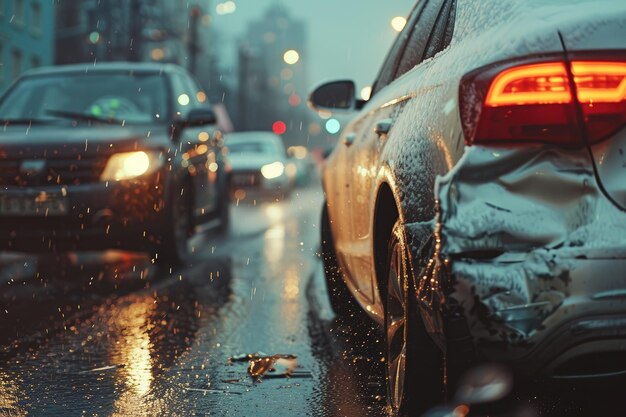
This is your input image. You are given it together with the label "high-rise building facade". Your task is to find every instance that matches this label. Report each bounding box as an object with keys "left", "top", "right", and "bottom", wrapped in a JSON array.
[
  {"left": 238, "top": 4, "right": 309, "bottom": 146},
  {"left": 0, "top": 0, "right": 54, "bottom": 93},
  {"left": 54, "top": 0, "right": 188, "bottom": 66}
]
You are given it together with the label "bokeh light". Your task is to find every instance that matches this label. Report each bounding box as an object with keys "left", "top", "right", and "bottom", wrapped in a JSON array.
[
  {"left": 391, "top": 16, "right": 407, "bottom": 32},
  {"left": 272, "top": 120, "right": 287, "bottom": 135},
  {"left": 288, "top": 94, "right": 301, "bottom": 106},
  {"left": 318, "top": 109, "right": 332, "bottom": 120},
  {"left": 89, "top": 31, "right": 101, "bottom": 44},
  {"left": 360, "top": 86, "right": 372, "bottom": 101},
  {"left": 308, "top": 122, "right": 322, "bottom": 136},
  {"left": 325, "top": 118, "right": 341, "bottom": 134},
  {"left": 178, "top": 94, "right": 190, "bottom": 106},
  {"left": 150, "top": 48, "right": 165, "bottom": 61},
  {"left": 283, "top": 49, "right": 300, "bottom": 65},
  {"left": 216, "top": 1, "right": 236, "bottom": 15},
  {"left": 196, "top": 91, "right": 207, "bottom": 103},
  {"left": 280, "top": 68, "right": 293, "bottom": 80}
]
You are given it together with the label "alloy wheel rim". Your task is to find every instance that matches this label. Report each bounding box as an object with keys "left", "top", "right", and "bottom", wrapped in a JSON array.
[{"left": 387, "top": 240, "right": 407, "bottom": 412}]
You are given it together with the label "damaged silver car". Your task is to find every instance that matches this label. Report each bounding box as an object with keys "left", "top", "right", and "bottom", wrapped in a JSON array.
[{"left": 310, "top": 0, "right": 626, "bottom": 414}]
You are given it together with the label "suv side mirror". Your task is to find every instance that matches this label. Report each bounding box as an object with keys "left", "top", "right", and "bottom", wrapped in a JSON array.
[
  {"left": 309, "top": 80, "right": 356, "bottom": 111},
  {"left": 183, "top": 108, "right": 217, "bottom": 127}
]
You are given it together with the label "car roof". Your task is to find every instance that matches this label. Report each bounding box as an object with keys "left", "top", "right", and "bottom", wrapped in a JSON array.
[{"left": 21, "top": 62, "right": 185, "bottom": 78}]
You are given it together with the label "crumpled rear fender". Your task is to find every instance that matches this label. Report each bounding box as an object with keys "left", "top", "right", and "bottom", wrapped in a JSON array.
[{"left": 406, "top": 145, "right": 626, "bottom": 369}]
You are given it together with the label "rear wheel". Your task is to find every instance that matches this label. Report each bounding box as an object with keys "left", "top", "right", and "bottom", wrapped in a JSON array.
[
  {"left": 321, "top": 203, "right": 359, "bottom": 319},
  {"left": 154, "top": 181, "right": 194, "bottom": 268},
  {"left": 385, "top": 221, "right": 444, "bottom": 416}
]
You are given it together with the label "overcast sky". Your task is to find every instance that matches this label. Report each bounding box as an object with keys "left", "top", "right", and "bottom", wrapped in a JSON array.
[{"left": 210, "top": 0, "right": 416, "bottom": 91}]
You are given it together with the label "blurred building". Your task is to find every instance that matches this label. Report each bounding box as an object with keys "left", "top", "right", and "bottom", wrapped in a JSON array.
[
  {"left": 53, "top": 0, "right": 234, "bottom": 131},
  {"left": 54, "top": 0, "right": 188, "bottom": 65},
  {"left": 237, "top": 4, "right": 309, "bottom": 147},
  {"left": 0, "top": 0, "right": 54, "bottom": 93},
  {"left": 142, "top": 0, "right": 189, "bottom": 65},
  {"left": 192, "top": 4, "right": 235, "bottom": 124}
]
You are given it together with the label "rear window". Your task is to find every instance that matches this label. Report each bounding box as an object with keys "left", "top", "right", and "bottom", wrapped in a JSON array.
[{"left": 228, "top": 141, "right": 279, "bottom": 155}]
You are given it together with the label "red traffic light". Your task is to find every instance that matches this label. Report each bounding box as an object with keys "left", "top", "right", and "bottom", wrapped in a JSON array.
[{"left": 272, "top": 121, "right": 287, "bottom": 135}]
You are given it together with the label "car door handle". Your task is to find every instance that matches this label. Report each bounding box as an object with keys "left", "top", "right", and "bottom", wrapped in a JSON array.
[
  {"left": 374, "top": 119, "right": 393, "bottom": 136},
  {"left": 343, "top": 133, "right": 356, "bottom": 147}
]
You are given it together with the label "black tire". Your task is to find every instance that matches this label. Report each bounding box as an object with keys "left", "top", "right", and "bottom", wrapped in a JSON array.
[
  {"left": 320, "top": 202, "right": 360, "bottom": 319},
  {"left": 385, "top": 221, "right": 444, "bottom": 416},
  {"left": 154, "top": 181, "right": 194, "bottom": 268}
]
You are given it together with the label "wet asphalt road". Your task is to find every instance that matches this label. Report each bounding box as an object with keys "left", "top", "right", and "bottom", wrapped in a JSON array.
[
  {"left": 0, "top": 183, "right": 387, "bottom": 417},
  {"left": 2, "top": 182, "right": 625, "bottom": 417}
]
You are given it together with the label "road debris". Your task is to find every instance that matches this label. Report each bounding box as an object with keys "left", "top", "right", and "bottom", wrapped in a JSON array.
[
  {"left": 79, "top": 364, "right": 125, "bottom": 374},
  {"left": 186, "top": 387, "right": 244, "bottom": 395},
  {"left": 228, "top": 352, "right": 311, "bottom": 381}
]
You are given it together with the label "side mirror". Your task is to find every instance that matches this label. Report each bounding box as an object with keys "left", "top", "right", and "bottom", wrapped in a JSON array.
[
  {"left": 182, "top": 108, "right": 217, "bottom": 127},
  {"left": 308, "top": 80, "right": 356, "bottom": 111}
]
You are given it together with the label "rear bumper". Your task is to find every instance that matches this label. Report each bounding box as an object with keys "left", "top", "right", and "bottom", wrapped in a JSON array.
[
  {"left": 408, "top": 145, "right": 626, "bottom": 379},
  {"left": 450, "top": 255, "right": 626, "bottom": 378},
  {"left": 0, "top": 172, "right": 167, "bottom": 252}
]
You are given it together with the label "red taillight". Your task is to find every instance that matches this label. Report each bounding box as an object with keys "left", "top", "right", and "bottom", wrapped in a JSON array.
[
  {"left": 485, "top": 63, "right": 572, "bottom": 106},
  {"left": 460, "top": 58, "right": 626, "bottom": 146},
  {"left": 572, "top": 61, "right": 626, "bottom": 142}
]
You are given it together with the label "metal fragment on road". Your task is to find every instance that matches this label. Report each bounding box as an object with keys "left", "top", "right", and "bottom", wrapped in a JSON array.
[
  {"left": 228, "top": 353, "right": 310, "bottom": 381},
  {"left": 186, "top": 387, "right": 243, "bottom": 395},
  {"left": 79, "top": 364, "right": 125, "bottom": 374}
]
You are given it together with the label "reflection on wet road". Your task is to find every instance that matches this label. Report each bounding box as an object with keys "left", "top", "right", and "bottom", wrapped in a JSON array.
[{"left": 0, "top": 184, "right": 387, "bottom": 416}]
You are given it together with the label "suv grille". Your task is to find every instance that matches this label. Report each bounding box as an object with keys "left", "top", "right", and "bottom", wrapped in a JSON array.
[{"left": 0, "top": 157, "right": 108, "bottom": 186}]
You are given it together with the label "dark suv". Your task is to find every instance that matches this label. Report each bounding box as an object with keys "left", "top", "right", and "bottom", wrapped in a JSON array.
[{"left": 0, "top": 62, "right": 229, "bottom": 265}]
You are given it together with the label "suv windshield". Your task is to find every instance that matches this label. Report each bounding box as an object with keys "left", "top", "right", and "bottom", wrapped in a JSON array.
[{"left": 0, "top": 72, "right": 169, "bottom": 124}]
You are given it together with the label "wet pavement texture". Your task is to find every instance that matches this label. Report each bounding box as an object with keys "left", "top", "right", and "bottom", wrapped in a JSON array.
[
  {"left": 0, "top": 184, "right": 387, "bottom": 417},
  {"left": 1, "top": 182, "right": 625, "bottom": 417}
]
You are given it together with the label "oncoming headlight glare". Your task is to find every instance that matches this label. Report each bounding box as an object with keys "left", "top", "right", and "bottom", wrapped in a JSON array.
[{"left": 100, "top": 151, "right": 163, "bottom": 181}]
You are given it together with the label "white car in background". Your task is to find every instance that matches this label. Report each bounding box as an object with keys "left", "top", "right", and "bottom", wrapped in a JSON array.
[{"left": 226, "top": 132, "right": 295, "bottom": 200}]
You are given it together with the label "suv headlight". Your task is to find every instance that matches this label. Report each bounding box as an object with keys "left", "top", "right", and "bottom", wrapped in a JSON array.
[{"left": 100, "top": 151, "right": 164, "bottom": 181}]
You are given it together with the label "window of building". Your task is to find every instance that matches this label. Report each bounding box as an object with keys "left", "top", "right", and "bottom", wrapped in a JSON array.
[
  {"left": 11, "top": 49, "right": 22, "bottom": 79},
  {"left": 31, "top": 2, "right": 41, "bottom": 35},
  {"left": 13, "top": 0, "right": 24, "bottom": 24}
]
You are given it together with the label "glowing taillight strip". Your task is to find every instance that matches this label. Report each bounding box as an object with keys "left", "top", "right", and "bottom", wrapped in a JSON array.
[
  {"left": 485, "top": 62, "right": 572, "bottom": 107},
  {"left": 572, "top": 61, "right": 626, "bottom": 103}
]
